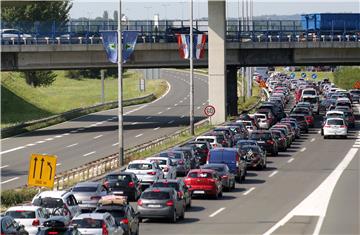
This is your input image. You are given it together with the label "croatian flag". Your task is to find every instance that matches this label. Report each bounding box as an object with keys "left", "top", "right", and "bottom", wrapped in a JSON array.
[{"left": 177, "top": 34, "right": 207, "bottom": 59}]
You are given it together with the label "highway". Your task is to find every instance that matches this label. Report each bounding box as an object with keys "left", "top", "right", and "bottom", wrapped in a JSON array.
[
  {"left": 132, "top": 103, "right": 360, "bottom": 235},
  {"left": 0, "top": 69, "right": 208, "bottom": 190}
]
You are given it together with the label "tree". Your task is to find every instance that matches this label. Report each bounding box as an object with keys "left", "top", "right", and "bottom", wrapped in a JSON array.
[
  {"left": 113, "top": 10, "right": 118, "bottom": 21},
  {"left": 21, "top": 71, "right": 57, "bottom": 87},
  {"left": 103, "top": 10, "right": 109, "bottom": 20}
]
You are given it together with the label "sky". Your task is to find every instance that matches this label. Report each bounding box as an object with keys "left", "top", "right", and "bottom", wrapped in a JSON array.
[{"left": 69, "top": 0, "right": 360, "bottom": 20}]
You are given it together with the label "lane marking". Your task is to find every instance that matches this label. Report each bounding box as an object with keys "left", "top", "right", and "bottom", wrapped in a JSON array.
[
  {"left": 1, "top": 177, "right": 19, "bottom": 184},
  {"left": 45, "top": 138, "right": 54, "bottom": 141},
  {"left": 54, "top": 135, "right": 63, "bottom": 138},
  {"left": 263, "top": 148, "right": 359, "bottom": 235},
  {"left": 300, "top": 147, "right": 306, "bottom": 152},
  {"left": 96, "top": 122, "right": 104, "bottom": 125},
  {"left": 90, "top": 123, "right": 97, "bottom": 127},
  {"left": 353, "top": 145, "right": 360, "bottom": 148},
  {"left": 318, "top": 130, "right": 321, "bottom": 134},
  {"left": 83, "top": 151, "right": 96, "bottom": 157},
  {"left": 0, "top": 165, "right": 9, "bottom": 169},
  {"left": 168, "top": 120, "right": 175, "bottom": 124},
  {"left": 310, "top": 138, "right": 316, "bottom": 142},
  {"left": 167, "top": 107, "right": 171, "bottom": 110},
  {"left": 70, "top": 130, "right": 78, "bottom": 133},
  {"left": 66, "top": 143, "right": 78, "bottom": 148},
  {"left": 63, "top": 133, "right": 70, "bottom": 136},
  {"left": 112, "top": 143, "right": 119, "bottom": 146},
  {"left": 202, "top": 102, "right": 206, "bottom": 105},
  {"left": 26, "top": 143, "right": 35, "bottom": 147},
  {"left": 0, "top": 146, "right": 25, "bottom": 155},
  {"left": 180, "top": 115, "right": 185, "bottom": 118},
  {"left": 146, "top": 116, "right": 152, "bottom": 120},
  {"left": 94, "top": 135, "right": 103, "bottom": 139},
  {"left": 268, "top": 171, "right": 278, "bottom": 178},
  {"left": 153, "top": 127, "right": 160, "bottom": 131},
  {"left": 174, "top": 104, "right": 178, "bottom": 106},
  {"left": 131, "top": 122, "right": 138, "bottom": 125},
  {"left": 287, "top": 158, "right": 295, "bottom": 163},
  {"left": 36, "top": 140, "right": 45, "bottom": 144},
  {"left": 179, "top": 100, "right": 183, "bottom": 103},
  {"left": 56, "top": 163, "right": 62, "bottom": 166},
  {"left": 197, "top": 106, "right": 201, "bottom": 110},
  {"left": 209, "top": 207, "right": 226, "bottom": 217},
  {"left": 158, "top": 111, "right": 163, "bottom": 115},
  {"left": 243, "top": 187, "right": 255, "bottom": 195},
  {"left": 135, "top": 133, "right": 143, "bottom": 138}
]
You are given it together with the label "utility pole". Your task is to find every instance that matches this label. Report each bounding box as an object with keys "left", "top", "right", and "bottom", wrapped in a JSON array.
[
  {"left": 118, "top": 0, "right": 124, "bottom": 166},
  {"left": 101, "top": 69, "right": 105, "bottom": 104},
  {"left": 189, "top": 0, "right": 194, "bottom": 135}
]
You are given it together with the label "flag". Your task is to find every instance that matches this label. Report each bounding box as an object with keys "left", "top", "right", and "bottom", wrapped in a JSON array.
[
  {"left": 101, "top": 31, "right": 139, "bottom": 63},
  {"left": 177, "top": 34, "right": 207, "bottom": 60}
]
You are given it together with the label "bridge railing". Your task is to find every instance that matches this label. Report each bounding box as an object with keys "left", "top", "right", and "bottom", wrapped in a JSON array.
[{"left": 1, "top": 19, "right": 359, "bottom": 45}]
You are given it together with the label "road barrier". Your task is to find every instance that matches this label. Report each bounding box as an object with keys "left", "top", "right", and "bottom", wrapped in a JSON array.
[{"left": 1, "top": 94, "right": 156, "bottom": 138}]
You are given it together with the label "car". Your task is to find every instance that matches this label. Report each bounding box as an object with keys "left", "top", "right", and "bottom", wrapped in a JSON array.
[
  {"left": 0, "top": 216, "right": 28, "bottom": 235},
  {"left": 270, "top": 129, "right": 288, "bottom": 151},
  {"left": 323, "top": 118, "right": 348, "bottom": 139},
  {"left": 349, "top": 89, "right": 360, "bottom": 103},
  {"left": 172, "top": 147, "right": 198, "bottom": 169},
  {"left": 137, "top": 187, "right": 185, "bottom": 223},
  {"left": 35, "top": 216, "right": 80, "bottom": 235},
  {"left": 179, "top": 141, "right": 212, "bottom": 166},
  {"left": 71, "top": 213, "right": 123, "bottom": 235},
  {"left": 103, "top": 172, "right": 142, "bottom": 201},
  {"left": 151, "top": 179, "right": 192, "bottom": 208},
  {"left": 1, "top": 29, "right": 32, "bottom": 44},
  {"left": 95, "top": 195, "right": 140, "bottom": 235},
  {"left": 273, "top": 123, "right": 295, "bottom": 142},
  {"left": 32, "top": 191, "right": 80, "bottom": 220},
  {"left": 146, "top": 156, "right": 177, "bottom": 179},
  {"left": 239, "top": 145, "right": 267, "bottom": 169},
  {"left": 253, "top": 113, "right": 271, "bottom": 129},
  {"left": 201, "top": 164, "right": 236, "bottom": 191},
  {"left": 339, "top": 110, "right": 356, "bottom": 128},
  {"left": 280, "top": 119, "right": 301, "bottom": 139},
  {"left": 195, "top": 135, "right": 223, "bottom": 148},
  {"left": 291, "top": 107, "right": 314, "bottom": 127},
  {"left": 71, "top": 182, "right": 109, "bottom": 212},
  {"left": 289, "top": 114, "right": 309, "bottom": 133},
  {"left": 206, "top": 148, "right": 247, "bottom": 183},
  {"left": 159, "top": 151, "right": 191, "bottom": 176},
  {"left": 125, "top": 160, "right": 164, "bottom": 190},
  {"left": 301, "top": 96, "right": 320, "bottom": 114},
  {"left": 301, "top": 88, "right": 317, "bottom": 97},
  {"left": 213, "top": 127, "right": 236, "bottom": 147},
  {"left": 184, "top": 169, "right": 223, "bottom": 199},
  {"left": 236, "top": 120, "right": 257, "bottom": 134},
  {"left": 206, "top": 131, "right": 232, "bottom": 147},
  {"left": 249, "top": 130, "right": 278, "bottom": 156},
  {"left": 5, "top": 206, "right": 48, "bottom": 235},
  {"left": 223, "top": 122, "right": 250, "bottom": 140},
  {"left": 235, "top": 139, "right": 258, "bottom": 149},
  {"left": 256, "top": 109, "right": 276, "bottom": 126}
]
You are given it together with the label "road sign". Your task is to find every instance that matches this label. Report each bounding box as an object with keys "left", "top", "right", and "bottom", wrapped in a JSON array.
[
  {"left": 28, "top": 154, "right": 57, "bottom": 188},
  {"left": 354, "top": 81, "right": 360, "bottom": 89},
  {"left": 290, "top": 72, "right": 296, "bottom": 78},
  {"left": 259, "top": 80, "right": 267, "bottom": 88},
  {"left": 312, "top": 73, "right": 317, "bottom": 79},
  {"left": 204, "top": 105, "right": 216, "bottom": 117},
  {"left": 301, "top": 72, "right": 307, "bottom": 78}
]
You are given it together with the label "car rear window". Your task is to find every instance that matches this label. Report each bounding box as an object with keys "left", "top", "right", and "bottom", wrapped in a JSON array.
[
  {"left": 250, "top": 132, "right": 271, "bottom": 140},
  {"left": 95, "top": 209, "right": 126, "bottom": 218},
  {"left": 72, "top": 218, "right": 102, "bottom": 228},
  {"left": 106, "top": 175, "right": 131, "bottom": 182},
  {"left": 128, "top": 163, "right": 153, "bottom": 170},
  {"left": 303, "top": 90, "right": 316, "bottom": 95},
  {"left": 303, "top": 97, "right": 318, "bottom": 104},
  {"left": 240, "top": 146, "right": 260, "bottom": 153},
  {"left": 327, "top": 119, "right": 344, "bottom": 125},
  {"left": 196, "top": 138, "right": 214, "bottom": 143},
  {"left": 152, "top": 182, "right": 179, "bottom": 190},
  {"left": 72, "top": 187, "right": 97, "bottom": 192},
  {"left": 327, "top": 113, "right": 343, "bottom": 118},
  {"left": 160, "top": 152, "right": 182, "bottom": 159},
  {"left": 350, "top": 90, "right": 360, "bottom": 95},
  {"left": 142, "top": 191, "right": 170, "bottom": 200},
  {"left": 6, "top": 211, "right": 35, "bottom": 219},
  {"left": 187, "top": 172, "right": 212, "bottom": 178},
  {"left": 290, "top": 115, "right": 305, "bottom": 122},
  {"left": 148, "top": 159, "right": 168, "bottom": 165},
  {"left": 202, "top": 165, "right": 225, "bottom": 172}
]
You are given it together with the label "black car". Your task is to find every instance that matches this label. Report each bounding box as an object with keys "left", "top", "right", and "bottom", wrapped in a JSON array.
[
  {"left": 289, "top": 114, "right": 309, "bottom": 133},
  {"left": 36, "top": 216, "right": 80, "bottom": 235},
  {"left": 104, "top": 172, "right": 142, "bottom": 201},
  {"left": 1, "top": 216, "right": 28, "bottom": 235},
  {"left": 249, "top": 130, "right": 278, "bottom": 156},
  {"left": 179, "top": 141, "right": 212, "bottom": 165},
  {"left": 94, "top": 202, "right": 139, "bottom": 235},
  {"left": 238, "top": 145, "right": 267, "bottom": 169},
  {"left": 223, "top": 123, "right": 249, "bottom": 142},
  {"left": 151, "top": 179, "right": 192, "bottom": 208},
  {"left": 172, "top": 147, "right": 197, "bottom": 169},
  {"left": 201, "top": 163, "right": 236, "bottom": 191}
]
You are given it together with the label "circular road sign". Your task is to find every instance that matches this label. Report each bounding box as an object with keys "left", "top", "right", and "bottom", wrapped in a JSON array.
[
  {"left": 204, "top": 105, "right": 216, "bottom": 117},
  {"left": 312, "top": 73, "right": 317, "bottom": 79},
  {"left": 301, "top": 72, "right": 307, "bottom": 78},
  {"left": 290, "top": 72, "right": 296, "bottom": 78}
]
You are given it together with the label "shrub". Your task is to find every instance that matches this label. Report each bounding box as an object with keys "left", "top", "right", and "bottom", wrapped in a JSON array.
[{"left": 1, "top": 188, "right": 38, "bottom": 207}]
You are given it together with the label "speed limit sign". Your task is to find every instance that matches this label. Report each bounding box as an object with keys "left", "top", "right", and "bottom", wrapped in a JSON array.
[{"left": 204, "top": 105, "right": 216, "bottom": 117}]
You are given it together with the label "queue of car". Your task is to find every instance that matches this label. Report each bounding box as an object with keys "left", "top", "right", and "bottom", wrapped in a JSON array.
[{"left": 2, "top": 72, "right": 358, "bottom": 235}]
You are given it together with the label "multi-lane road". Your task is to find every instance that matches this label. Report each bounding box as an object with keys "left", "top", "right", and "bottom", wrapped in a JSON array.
[{"left": 0, "top": 69, "right": 208, "bottom": 190}]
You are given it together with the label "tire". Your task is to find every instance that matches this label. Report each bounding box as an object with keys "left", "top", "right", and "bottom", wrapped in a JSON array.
[
  {"left": 138, "top": 218, "right": 143, "bottom": 223},
  {"left": 187, "top": 198, "right": 192, "bottom": 208},
  {"left": 231, "top": 179, "right": 236, "bottom": 189},
  {"left": 323, "top": 135, "right": 327, "bottom": 139},
  {"left": 170, "top": 210, "right": 177, "bottom": 223},
  {"left": 219, "top": 190, "right": 223, "bottom": 198},
  {"left": 179, "top": 207, "right": 185, "bottom": 220}
]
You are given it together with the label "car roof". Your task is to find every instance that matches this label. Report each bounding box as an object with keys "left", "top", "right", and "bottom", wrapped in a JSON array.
[
  {"left": 188, "top": 169, "right": 215, "bottom": 173},
  {"left": 128, "top": 160, "right": 153, "bottom": 164},
  {"left": 73, "top": 213, "right": 107, "bottom": 220},
  {"left": 6, "top": 206, "right": 42, "bottom": 211},
  {"left": 35, "top": 191, "right": 70, "bottom": 199},
  {"left": 154, "top": 179, "right": 180, "bottom": 183},
  {"left": 196, "top": 135, "right": 216, "bottom": 139},
  {"left": 326, "top": 117, "right": 344, "bottom": 121},
  {"left": 326, "top": 110, "right": 344, "bottom": 115},
  {"left": 147, "top": 156, "right": 170, "bottom": 161},
  {"left": 107, "top": 172, "right": 134, "bottom": 176},
  {"left": 74, "top": 181, "right": 100, "bottom": 187}
]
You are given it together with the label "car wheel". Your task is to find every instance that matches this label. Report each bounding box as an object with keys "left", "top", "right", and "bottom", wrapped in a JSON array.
[
  {"left": 170, "top": 210, "right": 177, "bottom": 223},
  {"left": 219, "top": 190, "right": 223, "bottom": 198},
  {"left": 232, "top": 180, "right": 236, "bottom": 189},
  {"left": 179, "top": 207, "right": 185, "bottom": 220},
  {"left": 138, "top": 218, "right": 143, "bottom": 223},
  {"left": 187, "top": 198, "right": 192, "bottom": 208},
  {"left": 324, "top": 135, "right": 327, "bottom": 139}
]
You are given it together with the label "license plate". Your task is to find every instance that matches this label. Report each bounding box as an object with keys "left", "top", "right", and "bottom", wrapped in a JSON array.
[
  {"left": 148, "top": 204, "right": 161, "bottom": 208},
  {"left": 193, "top": 190, "right": 205, "bottom": 194},
  {"left": 258, "top": 141, "right": 265, "bottom": 144},
  {"left": 113, "top": 191, "right": 123, "bottom": 195}
]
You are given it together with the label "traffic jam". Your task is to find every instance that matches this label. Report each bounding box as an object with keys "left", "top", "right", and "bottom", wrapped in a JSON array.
[{"left": 2, "top": 72, "right": 359, "bottom": 235}]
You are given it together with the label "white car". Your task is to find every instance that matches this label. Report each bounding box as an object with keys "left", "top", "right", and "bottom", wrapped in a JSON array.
[
  {"left": 72, "top": 213, "right": 123, "bottom": 235},
  {"left": 253, "top": 113, "right": 270, "bottom": 129},
  {"left": 236, "top": 120, "right": 257, "bottom": 134},
  {"left": 325, "top": 110, "right": 345, "bottom": 119},
  {"left": 146, "top": 156, "right": 177, "bottom": 179},
  {"left": 323, "top": 118, "right": 348, "bottom": 139},
  {"left": 32, "top": 190, "right": 81, "bottom": 220},
  {"left": 1, "top": 29, "right": 32, "bottom": 44},
  {"left": 125, "top": 160, "right": 164, "bottom": 188},
  {"left": 5, "top": 206, "right": 48, "bottom": 235},
  {"left": 195, "top": 135, "right": 223, "bottom": 148}
]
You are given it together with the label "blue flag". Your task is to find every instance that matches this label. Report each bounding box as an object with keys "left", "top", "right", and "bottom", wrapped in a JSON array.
[{"left": 101, "top": 31, "right": 138, "bottom": 63}]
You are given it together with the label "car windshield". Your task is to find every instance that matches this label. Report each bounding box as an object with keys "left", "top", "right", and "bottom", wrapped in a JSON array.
[
  {"left": 327, "top": 119, "right": 344, "bottom": 125},
  {"left": 327, "top": 113, "right": 343, "bottom": 118},
  {"left": 148, "top": 159, "right": 168, "bottom": 165},
  {"left": 6, "top": 211, "right": 35, "bottom": 219},
  {"left": 160, "top": 152, "right": 182, "bottom": 159},
  {"left": 106, "top": 175, "right": 131, "bottom": 181},
  {"left": 188, "top": 172, "right": 212, "bottom": 178},
  {"left": 152, "top": 182, "right": 179, "bottom": 190},
  {"left": 142, "top": 191, "right": 170, "bottom": 200},
  {"left": 250, "top": 133, "right": 271, "bottom": 140},
  {"left": 128, "top": 163, "right": 153, "bottom": 170},
  {"left": 72, "top": 218, "right": 102, "bottom": 228},
  {"left": 196, "top": 138, "right": 214, "bottom": 143},
  {"left": 72, "top": 187, "right": 97, "bottom": 192}
]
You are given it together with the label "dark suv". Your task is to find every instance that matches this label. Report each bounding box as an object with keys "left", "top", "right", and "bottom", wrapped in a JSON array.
[
  {"left": 249, "top": 130, "right": 278, "bottom": 156},
  {"left": 104, "top": 172, "right": 142, "bottom": 201},
  {"left": 36, "top": 216, "right": 80, "bottom": 235}
]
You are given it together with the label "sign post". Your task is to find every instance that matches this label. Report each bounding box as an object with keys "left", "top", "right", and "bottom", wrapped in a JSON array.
[
  {"left": 204, "top": 105, "right": 216, "bottom": 125},
  {"left": 28, "top": 154, "right": 57, "bottom": 189}
]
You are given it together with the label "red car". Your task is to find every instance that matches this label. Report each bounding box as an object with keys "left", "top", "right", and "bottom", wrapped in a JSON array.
[{"left": 184, "top": 169, "right": 223, "bottom": 199}]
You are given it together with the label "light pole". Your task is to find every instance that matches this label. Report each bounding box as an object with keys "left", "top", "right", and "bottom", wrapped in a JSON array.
[
  {"left": 117, "top": 0, "right": 124, "bottom": 166},
  {"left": 189, "top": 0, "right": 194, "bottom": 136}
]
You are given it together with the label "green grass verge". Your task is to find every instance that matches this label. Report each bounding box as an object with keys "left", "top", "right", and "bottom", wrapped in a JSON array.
[
  {"left": 237, "top": 75, "right": 261, "bottom": 112},
  {"left": 1, "top": 71, "right": 166, "bottom": 128},
  {"left": 333, "top": 67, "right": 360, "bottom": 90}
]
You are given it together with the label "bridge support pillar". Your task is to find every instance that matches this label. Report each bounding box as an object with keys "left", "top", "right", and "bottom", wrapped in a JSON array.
[
  {"left": 226, "top": 66, "right": 238, "bottom": 117},
  {"left": 208, "top": 0, "right": 226, "bottom": 124}
]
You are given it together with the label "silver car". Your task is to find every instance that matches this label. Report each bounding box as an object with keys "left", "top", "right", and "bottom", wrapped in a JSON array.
[
  {"left": 146, "top": 156, "right": 177, "bottom": 179},
  {"left": 125, "top": 160, "right": 164, "bottom": 189},
  {"left": 71, "top": 182, "right": 109, "bottom": 212},
  {"left": 72, "top": 213, "right": 123, "bottom": 235}
]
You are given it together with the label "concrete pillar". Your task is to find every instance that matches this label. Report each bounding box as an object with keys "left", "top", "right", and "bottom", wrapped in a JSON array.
[
  {"left": 208, "top": 0, "right": 226, "bottom": 124},
  {"left": 226, "top": 66, "right": 238, "bottom": 116},
  {"left": 246, "top": 67, "right": 252, "bottom": 98}
]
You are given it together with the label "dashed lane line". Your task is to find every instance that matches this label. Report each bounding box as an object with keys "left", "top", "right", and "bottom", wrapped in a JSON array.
[
  {"left": 112, "top": 143, "right": 119, "bottom": 146},
  {"left": 1, "top": 177, "right": 19, "bottom": 185},
  {"left": 243, "top": 187, "right": 255, "bottom": 196},
  {"left": 153, "top": 127, "right": 160, "bottom": 131},
  {"left": 300, "top": 147, "right": 306, "bottom": 152},
  {"left": 66, "top": 143, "right": 78, "bottom": 148},
  {"left": 310, "top": 138, "right": 316, "bottom": 142},
  {"left": 158, "top": 111, "right": 163, "bottom": 115},
  {"left": 83, "top": 151, "right": 96, "bottom": 157},
  {"left": 0, "top": 146, "right": 26, "bottom": 155},
  {"left": 0, "top": 165, "right": 9, "bottom": 169},
  {"left": 268, "top": 171, "right": 278, "bottom": 178},
  {"left": 36, "top": 140, "right": 45, "bottom": 144},
  {"left": 93, "top": 135, "right": 103, "bottom": 139},
  {"left": 135, "top": 133, "right": 143, "bottom": 138},
  {"left": 209, "top": 207, "right": 226, "bottom": 217},
  {"left": 288, "top": 158, "right": 295, "bottom": 163},
  {"left": 45, "top": 138, "right": 54, "bottom": 141}
]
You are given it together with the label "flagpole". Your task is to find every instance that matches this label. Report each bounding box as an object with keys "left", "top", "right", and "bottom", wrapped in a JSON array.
[
  {"left": 118, "top": 0, "right": 124, "bottom": 166},
  {"left": 189, "top": 0, "right": 194, "bottom": 136}
]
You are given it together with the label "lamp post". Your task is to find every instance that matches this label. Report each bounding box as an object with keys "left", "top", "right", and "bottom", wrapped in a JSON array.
[
  {"left": 189, "top": 0, "right": 194, "bottom": 135},
  {"left": 118, "top": 0, "right": 124, "bottom": 166}
]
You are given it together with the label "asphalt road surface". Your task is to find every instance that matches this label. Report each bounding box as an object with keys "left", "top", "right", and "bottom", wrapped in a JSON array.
[{"left": 0, "top": 69, "right": 209, "bottom": 190}]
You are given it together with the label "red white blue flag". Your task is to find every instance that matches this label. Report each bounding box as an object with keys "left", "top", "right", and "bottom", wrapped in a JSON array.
[{"left": 177, "top": 34, "right": 207, "bottom": 59}]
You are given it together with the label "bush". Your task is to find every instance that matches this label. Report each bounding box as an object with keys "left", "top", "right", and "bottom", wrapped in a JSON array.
[
  {"left": 21, "top": 70, "right": 57, "bottom": 87},
  {"left": 65, "top": 70, "right": 81, "bottom": 79},
  {"left": 333, "top": 67, "right": 360, "bottom": 89},
  {"left": 1, "top": 188, "right": 38, "bottom": 207}
]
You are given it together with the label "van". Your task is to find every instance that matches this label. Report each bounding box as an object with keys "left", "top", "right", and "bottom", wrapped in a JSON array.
[
  {"left": 301, "top": 95, "right": 320, "bottom": 114},
  {"left": 206, "top": 148, "right": 246, "bottom": 183}
]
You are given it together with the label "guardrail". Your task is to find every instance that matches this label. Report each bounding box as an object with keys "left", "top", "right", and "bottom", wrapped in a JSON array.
[{"left": 1, "top": 93, "right": 156, "bottom": 138}]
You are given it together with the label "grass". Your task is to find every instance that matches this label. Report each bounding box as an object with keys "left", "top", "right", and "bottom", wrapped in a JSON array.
[
  {"left": 1, "top": 71, "right": 166, "bottom": 127},
  {"left": 237, "top": 74, "right": 261, "bottom": 112},
  {"left": 333, "top": 67, "right": 360, "bottom": 90}
]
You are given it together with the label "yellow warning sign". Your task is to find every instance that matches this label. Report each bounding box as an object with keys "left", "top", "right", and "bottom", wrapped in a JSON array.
[{"left": 28, "top": 154, "right": 57, "bottom": 188}]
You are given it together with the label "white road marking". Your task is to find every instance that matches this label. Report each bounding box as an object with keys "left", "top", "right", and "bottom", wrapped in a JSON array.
[
  {"left": 353, "top": 145, "right": 360, "bottom": 148},
  {"left": 318, "top": 130, "right": 321, "bottom": 134},
  {"left": 66, "top": 143, "right": 78, "bottom": 148},
  {"left": 54, "top": 135, "right": 62, "bottom": 138},
  {"left": 0, "top": 146, "right": 25, "bottom": 155},
  {"left": 268, "top": 171, "right": 278, "bottom": 178},
  {"left": 36, "top": 140, "right": 45, "bottom": 144},
  {"left": 56, "top": 163, "right": 62, "bottom": 166},
  {"left": 0, "top": 165, "right": 9, "bottom": 169},
  {"left": 263, "top": 148, "right": 359, "bottom": 235},
  {"left": 45, "top": 138, "right": 54, "bottom": 141},
  {"left": 158, "top": 111, "right": 163, "bottom": 115},
  {"left": 197, "top": 106, "right": 201, "bottom": 110},
  {"left": 90, "top": 124, "right": 97, "bottom": 127},
  {"left": 26, "top": 143, "right": 35, "bottom": 147},
  {"left": 96, "top": 122, "right": 104, "bottom": 125},
  {"left": 131, "top": 122, "right": 138, "bottom": 125},
  {"left": 93, "top": 135, "right": 103, "bottom": 139},
  {"left": 83, "top": 151, "right": 96, "bottom": 157},
  {"left": 174, "top": 103, "right": 178, "bottom": 106},
  {"left": 243, "top": 187, "right": 255, "bottom": 195},
  {"left": 209, "top": 207, "right": 226, "bottom": 217},
  {"left": 300, "top": 147, "right": 306, "bottom": 152},
  {"left": 168, "top": 120, "right": 175, "bottom": 124},
  {"left": 167, "top": 107, "right": 171, "bottom": 110},
  {"left": 179, "top": 100, "right": 183, "bottom": 103},
  {"left": 146, "top": 116, "right": 152, "bottom": 120},
  {"left": 310, "top": 138, "right": 316, "bottom": 142},
  {"left": 70, "top": 130, "right": 78, "bottom": 133},
  {"left": 1, "top": 177, "right": 19, "bottom": 184},
  {"left": 63, "top": 133, "right": 70, "bottom": 136},
  {"left": 153, "top": 127, "right": 160, "bottom": 131},
  {"left": 180, "top": 115, "right": 185, "bottom": 118},
  {"left": 202, "top": 102, "right": 206, "bottom": 105},
  {"left": 112, "top": 143, "right": 119, "bottom": 146},
  {"left": 135, "top": 133, "right": 143, "bottom": 138},
  {"left": 287, "top": 158, "right": 295, "bottom": 163}
]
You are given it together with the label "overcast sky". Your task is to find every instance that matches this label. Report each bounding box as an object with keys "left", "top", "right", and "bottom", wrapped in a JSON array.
[{"left": 70, "top": 0, "right": 360, "bottom": 20}]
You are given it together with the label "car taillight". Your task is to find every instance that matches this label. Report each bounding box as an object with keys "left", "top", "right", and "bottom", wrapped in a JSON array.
[
  {"left": 166, "top": 200, "right": 174, "bottom": 206},
  {"left": 267, "top": 140, "right": 274, "bottom": 145},
  {"left": 147, "top": 171, "right": 156, "bottom": 175},
  {"left": 120, "top": 218, "right": 129, "bottom": 224},
  {"left": 222, "top": 175, "right": 229, "bottom": 179},
  {"left": 32, "top": 219, "right": 40, "bottom": 226},
  {"left": 178, "top": 160, "right": 184, "bottom": 165},
  {"left": 128, "top": 181, "right": 135, "bottom": 188},
  {"left": 137, "top": 199, "right": 143, "bottom": 206},
  {"left": 324, "top": 125, "right": 330, "bottom": 128},
  {"left": 90, "top": 196, "right": 101, "bottom": 200},
  {"left": 102, "top": 222, "right": 109, "bottom": 235},
  {"left": 340, "top": 125, "right": 347, "bottom": 128},
  {"left": 48, "top": 232, "right": 58, "bottom": 235}
]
